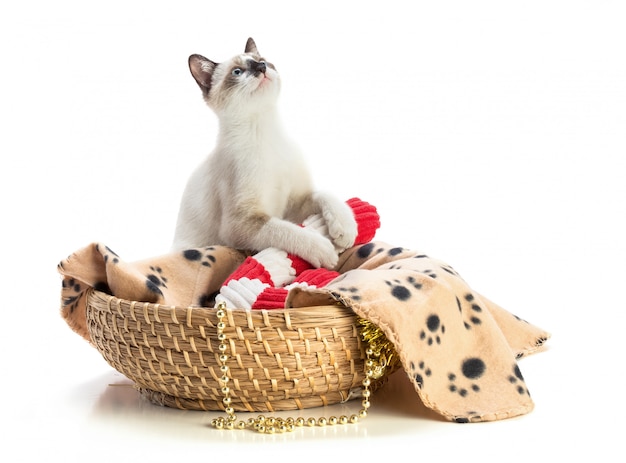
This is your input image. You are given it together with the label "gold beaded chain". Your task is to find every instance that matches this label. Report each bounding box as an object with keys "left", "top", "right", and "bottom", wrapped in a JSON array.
[{"left": 210, "top": 302, "right": 388, "bottom": 434}]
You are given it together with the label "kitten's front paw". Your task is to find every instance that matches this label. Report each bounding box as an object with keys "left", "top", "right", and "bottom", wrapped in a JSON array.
[
  {"left": 302, "top": 232, "right": 339, "bottom": 269},
  {"left": 324, "top": 207, "right": 358, "bottom": 252}
]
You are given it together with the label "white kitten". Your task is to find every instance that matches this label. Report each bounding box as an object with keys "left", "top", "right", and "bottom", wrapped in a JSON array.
[{"left": 172, "top": 38, "right": 357, "bottom": 268}]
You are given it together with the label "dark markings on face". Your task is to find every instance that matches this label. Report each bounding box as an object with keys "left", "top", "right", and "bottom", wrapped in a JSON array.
[
  {"left": 195, "top": 38, "right": 278, "bottom": 107},
  {"left": 228, "top": 57, "right": 274, "bottom": 79},
  {"left": 222, "top": 56, "right": 274, "bottom": 92}
]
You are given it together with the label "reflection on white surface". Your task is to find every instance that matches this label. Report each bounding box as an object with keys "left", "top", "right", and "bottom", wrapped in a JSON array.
[
  {"left": 79, "top": 368, "right": 445, "bottom": 442},
  {"left": 49, "top": 348, "right": 566, "bottom": 462}
]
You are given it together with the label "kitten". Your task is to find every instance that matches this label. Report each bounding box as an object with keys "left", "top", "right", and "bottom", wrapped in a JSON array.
[{"left": 172, "top": 38, "right": 357, "bottom": 268}]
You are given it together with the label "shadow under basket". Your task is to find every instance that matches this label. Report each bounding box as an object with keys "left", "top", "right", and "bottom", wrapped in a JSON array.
[{"left": 85, "top": 289, "right": 395, "bottom": 413}]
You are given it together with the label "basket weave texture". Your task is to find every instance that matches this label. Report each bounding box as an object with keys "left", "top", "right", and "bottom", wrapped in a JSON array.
[{"left": 86, "top": 289, "right": 376, "bottom": 412}]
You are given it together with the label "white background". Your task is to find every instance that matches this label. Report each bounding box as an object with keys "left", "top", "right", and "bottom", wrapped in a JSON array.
[{"left": 1, "top": 1, "right": 624, "bottom": 461}]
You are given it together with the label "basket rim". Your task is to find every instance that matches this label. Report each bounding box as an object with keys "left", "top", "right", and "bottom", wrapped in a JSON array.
[
  {"left": 85, "top": 287, "right": 359, "bottom": 332},
  {"left": 86, "top": 287, "right": 347, "bottom": 312}
]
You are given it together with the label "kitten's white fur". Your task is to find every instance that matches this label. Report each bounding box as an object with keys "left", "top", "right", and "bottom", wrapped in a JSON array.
[{"left": 172, "top": 38, "right": 357, "bottom": 268}]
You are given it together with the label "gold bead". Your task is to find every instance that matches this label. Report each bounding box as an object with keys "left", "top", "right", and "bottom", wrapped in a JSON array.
[
  {"left": 220, "top": 365, "right": 229, "bottom": 373},
  {"left": 257, "top": 425, "right": 266, "bottom": 433},
  {"left": 215, "top": 420, "right": 224, "bottom": 429},
  {"left": 267, "top": 426, "right": 276, "bottom": 434},
  {"left": 362, "top": 389, "right": 371, "bottom": 398},
  {"left": 307, "top": 417, "right": 316, "bottom": 427},
  {"left": 295, "top": 417, "right": 305, "bottom": 427},
  {"left": 217, "top": 333, "right": 226, "bottom": 341},
  {"left": 257, "top": 415, "right": 266, "bottom": 423},
  {"left": 225, "top": 407, "right": 234, "bottom": 415},
  {"left": 219, "top": 354, "right": 228, "bottom": 363},
  {"left": 221, "top": 386, "right": 230, "bottom": 395},
  {"left": 350, "top": 414, "right": 359, "bottom": 424},
  {"left": 339, "top": 415, "right": 349, "bottom": 425},
  {"left": 237, "top": 421, "right": 247, "bottom": 430},
  {"left": 286, "top": 424, "right": 295, "bottom": 432},
  {"left": 278, "top": 425, "right": 287, "bottom": 433},
  {"left": 266, "top": 417, "right": 276, "bottom": 426},
  {"left": 225, "top": 421, "right": 235, "bottom": 430},
  {"left": 217, "top": 322, "right": 226, "bottom": 330},
  {"left": 216, "top": 309, "right": 225, "bottom": 318},
  {"left": 359, "top": 409, "right": 368, "bottom": 418},
  {"left": 362, "top": 399, "right": 371, "bottom": 409},
  {"left": 218, "top": 343, "right": 228, "bottom": 352},
  {"left": 362, "top": 377, "right": 371, "bottom": 387},
  {"left": 329, "top": 416, "right": 338, "bottom": 425}
]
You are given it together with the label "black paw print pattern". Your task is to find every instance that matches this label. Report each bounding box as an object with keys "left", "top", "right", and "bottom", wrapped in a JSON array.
[
  {"left": 419, "top": 268, "right": 438, "bottom": 279},
  {"left": 439, "top": 263, "right": 460, "bottom": 277},
  {"left": 456, "top": 293, "right": 483, "bottom": 330},
  {"left": 60, "top": 245, "right": 118, "bottom": 313},
  {"left": 356, "top": 242, "right": 383, "bottom": 259},
  {"left": 413, "top": 254, "right": 463, "bottom": 280},
  {"left": 357, "top": 243, "right": 409, "bottom": 260},
  {"left": 448, "top": 357, "right": 486, "bottom": 398},
  {"left": 61, "top": 278, "right": 84, "bottom": 313},
  {"left": 387, "top": 247, "right": 406, "bottom": 257},
  {"left": 97, "top": 244, "right": 120, "bottom": 265},
  {"left": 183, "top": 247, "right": 218, "bottom": 267},
  {"left": 334, "top": 286, "right": 362, "bottom": 301},
  {"left": 385, "top": 276, "right": 423, "bottom": 302},
  {"left": 410, "top": 360, "right": 433, "bottom": 390},
  {"left": 146, "top": 266, "right": 168, "bottom": 296},
  {"left": 419, "top": 314, "right": 446, "bottom": 345},
  {"left": 508, "top": 364, "right": 530, "bottom": 396}
]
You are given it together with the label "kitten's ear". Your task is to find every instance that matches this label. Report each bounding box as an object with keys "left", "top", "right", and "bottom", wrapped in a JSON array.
[
  {"left": 245, "top": 37, "right": 259, "bottom": 55},
  {"left": 189, "top": 54, "right": 217, "bottom": 94}
]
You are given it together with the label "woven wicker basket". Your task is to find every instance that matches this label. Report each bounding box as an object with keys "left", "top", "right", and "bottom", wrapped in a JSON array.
[{"left": 86, "top": 288, "right": 389, "bottom": 413}]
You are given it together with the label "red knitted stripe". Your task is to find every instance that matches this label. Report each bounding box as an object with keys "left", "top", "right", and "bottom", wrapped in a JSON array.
[
  {"left": 346, "top": 197, "right": 381, "bottom": 244},
  {"left": 222, "top": 257, "right": 274, "bottom": 286},
  {"left": 287, "top": 253, "right": 313, "bottom": 276},
  {"left": 251, "top": 287, "right": 289, "bottom": 309},
  {"left": 294, "top": 268, "right": 341, "bottom": 287}
]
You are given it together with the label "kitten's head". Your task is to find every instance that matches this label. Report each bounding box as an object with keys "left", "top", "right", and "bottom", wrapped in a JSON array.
[{"left": 188, "top": 38, "right": 280, "bottom": 115}]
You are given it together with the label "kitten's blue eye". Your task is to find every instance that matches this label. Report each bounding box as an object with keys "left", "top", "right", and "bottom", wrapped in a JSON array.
[{"left": 232, "top": 68, "right": 243, "bottom": 76}]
